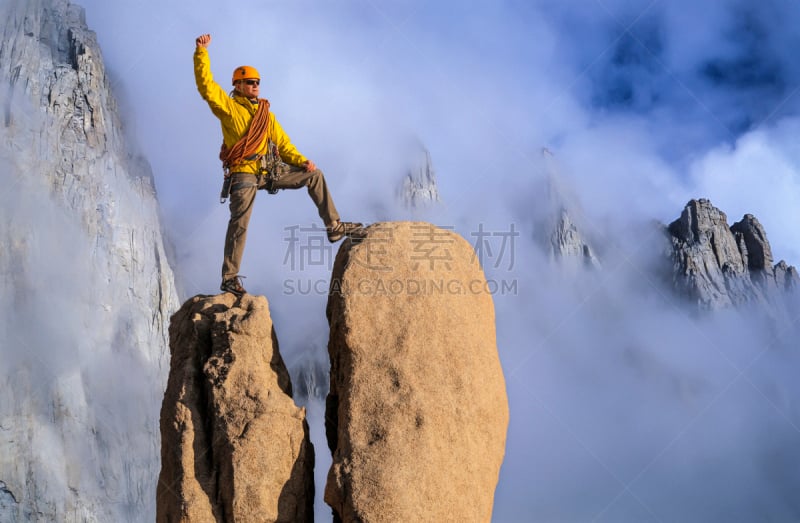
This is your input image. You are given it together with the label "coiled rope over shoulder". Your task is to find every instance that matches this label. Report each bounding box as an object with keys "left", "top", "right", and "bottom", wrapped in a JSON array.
[{"left": 219, "top": 98, "right": 270, "bottom": 170}]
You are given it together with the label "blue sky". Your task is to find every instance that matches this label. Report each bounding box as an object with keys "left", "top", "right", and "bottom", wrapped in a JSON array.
[{"left": 78, "top": 0, "right": 800, "bottom": 520}]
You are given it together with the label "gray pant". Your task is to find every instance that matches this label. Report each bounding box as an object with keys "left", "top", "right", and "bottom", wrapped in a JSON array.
[{"left": 222, "top": 165, "right": 341, "bottom": 281}]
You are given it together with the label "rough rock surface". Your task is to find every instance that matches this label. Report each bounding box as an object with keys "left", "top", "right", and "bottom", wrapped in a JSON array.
[
  {"left": 324, "top": 222, "right": 509, "bottom": 522},
  {"left": 667, "top": 199, "right": 798, "bottom": 309},
  {"left": 157, "top": 294, "right": 314, "bottom": 523},
  {"left": 0, "top": 0, "right": 179, "bottom": 521}
]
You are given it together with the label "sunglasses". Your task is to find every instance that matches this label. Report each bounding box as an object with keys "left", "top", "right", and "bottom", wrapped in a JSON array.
[{"left": 242, "top": 79, "right": 260, "bottom": 86}]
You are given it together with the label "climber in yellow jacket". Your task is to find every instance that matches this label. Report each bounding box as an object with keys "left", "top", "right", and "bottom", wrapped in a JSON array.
[{"left": 194, "top": 34, "right": 361, "bottom": 296}]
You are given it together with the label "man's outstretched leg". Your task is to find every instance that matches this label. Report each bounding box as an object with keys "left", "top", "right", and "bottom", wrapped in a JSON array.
[{"left": 272, "top": 166, "right": 362, "bottom": 242}]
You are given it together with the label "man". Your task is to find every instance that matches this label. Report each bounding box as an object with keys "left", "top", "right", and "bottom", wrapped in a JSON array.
[{"left": 194, "top": 33, "right": 361, "bottom": 296}]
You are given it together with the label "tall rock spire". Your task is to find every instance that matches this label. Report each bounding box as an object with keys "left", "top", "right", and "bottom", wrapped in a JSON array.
[
  {"left": 158, "top": 294, "right": 314, "bottom": 522},
  {"left": 324, "top": 222, "right": 509, "bottom": 522}
]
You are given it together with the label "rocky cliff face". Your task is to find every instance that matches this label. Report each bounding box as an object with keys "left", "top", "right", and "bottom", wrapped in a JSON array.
[
  {"left": 158, "top": 294, "right": 314, "bottom": 523},
  {"left": 0, "top": 0, "right": 179, "bottom": 521},
  {"left": 667, "top": 199, "right": 798, "bottom": 310},
  {"left": 324, "top": 222, "right": 509, "bottom": 522}
]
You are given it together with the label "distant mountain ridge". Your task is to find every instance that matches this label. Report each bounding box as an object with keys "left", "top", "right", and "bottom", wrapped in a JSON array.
[
  {"left": 667, "top": 198, "right": 798, "bottom": 310},
  {"left": 540, "top": 193, "right": 798, "bottom": 311},
  {"left": 397, "top": 142, "right": 440, "bottom": 209}
]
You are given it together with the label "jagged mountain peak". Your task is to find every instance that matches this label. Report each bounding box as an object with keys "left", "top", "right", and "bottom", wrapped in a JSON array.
[
  {"left": 396, "top": 139, "right": 440, "bottom": 209},
  {"left": 667, "top": 198, "right": 798, "bottom": 310},
  {"left": 2, "top": 0, "right": 117, "bottom": 153},
  {"left": 533, "top": 148, "right": 601, "bottom": 269}
]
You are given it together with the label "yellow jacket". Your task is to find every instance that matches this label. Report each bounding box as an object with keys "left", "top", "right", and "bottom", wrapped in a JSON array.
[{"left": 194, "top": 47, "right": 307, "bottom": 174}]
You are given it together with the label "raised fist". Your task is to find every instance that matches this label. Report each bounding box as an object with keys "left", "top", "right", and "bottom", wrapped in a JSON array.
[{"left": 195, "top": 34, "right": 211, "bottom": 48}]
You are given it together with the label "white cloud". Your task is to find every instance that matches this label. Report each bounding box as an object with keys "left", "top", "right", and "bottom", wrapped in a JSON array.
[{"left": 687, "top": 118, "right": 800, "bottom": 263}]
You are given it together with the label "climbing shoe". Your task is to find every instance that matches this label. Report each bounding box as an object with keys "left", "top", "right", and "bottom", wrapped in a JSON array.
[
  {"left": 327, "top": 221, "right": 364, "bottom": 243},
  {"left": 220, "top": 276, "right": 247, "bottom": 297}
]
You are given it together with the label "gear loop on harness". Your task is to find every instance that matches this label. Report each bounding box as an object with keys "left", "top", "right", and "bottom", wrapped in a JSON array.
[{"left": 259, "top": 140, "right": 288, "bottom": 194}]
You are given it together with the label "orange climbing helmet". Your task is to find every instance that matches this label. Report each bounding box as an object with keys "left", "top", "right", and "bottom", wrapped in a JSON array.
[{"left": 231, "top": 65, "right": 260, "bottom": 85}]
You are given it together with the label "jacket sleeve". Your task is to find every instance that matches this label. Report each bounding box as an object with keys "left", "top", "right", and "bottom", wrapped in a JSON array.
[
  {"left": 194, "top": 47, "right": 233, "bottom": 118},
  {"left": 271, "top": 115, "right": 308, "bottom": 167}
]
